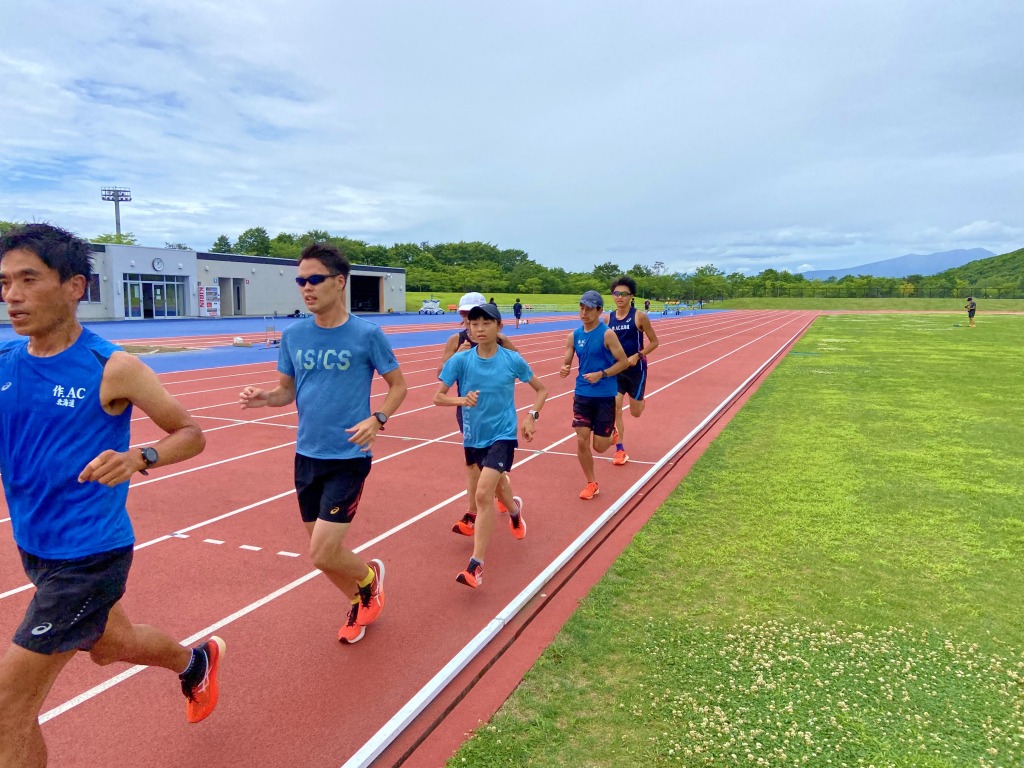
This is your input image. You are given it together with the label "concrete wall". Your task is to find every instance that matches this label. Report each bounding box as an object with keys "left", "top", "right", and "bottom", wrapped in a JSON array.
[{"left": 0, "top": 245, "right": 406, "bottom": 321}]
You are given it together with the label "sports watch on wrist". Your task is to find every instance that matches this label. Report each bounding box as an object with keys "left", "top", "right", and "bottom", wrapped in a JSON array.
[
  {"left": 139, "top": 446, "right": 158, "bottom": 476},
  {"left": 528, "top": 410, "right": 540, "bottom": 421},
  {"left": 373, "top": 411, "right": 388, "bottom": 430}
]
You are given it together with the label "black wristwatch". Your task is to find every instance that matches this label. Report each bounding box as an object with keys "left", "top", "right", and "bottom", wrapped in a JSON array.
[
  {"left": 373, "top": 411, "right": 388, "bottom": 431},
  {"left": 139, "top": 446, "right": 158, "bottom": 476}
]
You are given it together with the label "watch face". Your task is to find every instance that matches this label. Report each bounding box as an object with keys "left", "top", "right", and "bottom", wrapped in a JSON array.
[
  {"left": 375, "top": 412, "right": 388, "bottom": 424},
  {"left": 152, "top": 257, "right": 165, "bottom": 271},
  {"left": 142, "top": 447, "right": 158, "bottom": 465}
]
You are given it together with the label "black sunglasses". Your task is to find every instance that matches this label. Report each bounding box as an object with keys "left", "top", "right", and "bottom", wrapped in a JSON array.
[
  {"left": 612, "top": 290, "right": 632, "bottom": 297},
  {"left": 295, "top": 273, "right": 340, "bottom": 287}
]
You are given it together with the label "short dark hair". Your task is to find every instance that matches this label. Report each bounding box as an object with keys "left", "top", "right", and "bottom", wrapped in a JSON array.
[
  {"left": 0, "top": 223, "right": 93, "bottom": 282},
  {"left": 299, "top": 242, "right": 350, "bottom": 279},
  {"left": 610, "top": 274, "right": 637, "bottom": 296}
]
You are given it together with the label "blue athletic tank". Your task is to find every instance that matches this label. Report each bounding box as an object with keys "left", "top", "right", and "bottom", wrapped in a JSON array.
[
  {"left": 607, "top": 307, "right": 643, "bottom": 356},
  {"left": 573, "top": 322, "right": 618, "bottom": 397},
  {"left": 0, "top": 328, "right": 135, "bottom": 559}
]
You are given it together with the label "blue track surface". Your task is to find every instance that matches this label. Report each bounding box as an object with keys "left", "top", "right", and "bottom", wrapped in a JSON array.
[{"left": 0, "top": 313, "right": 598, "bottom": 373}]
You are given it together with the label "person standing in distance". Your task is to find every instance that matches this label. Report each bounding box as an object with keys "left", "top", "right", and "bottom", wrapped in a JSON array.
[
  {"left": 239, "top": 242, "right": 407, "bottom": 644},
  {"left": 964, "top": 296, "right": 977, "bottom": 328},
  {"left": 512, "top": 298, "right": 523, "bottom": 329},
  {"left": 559, "top": 290, "right": 630, "bottom": 500},
  {"left": 0, "top": 224, "right": 218, "bottom": 768},
  {"left": 437, "top": 292, "right": 518, "bottom": 536},
  {"left": 435, "top": 303, "right": 547, "bottom": 588},
  {"left": 607, "top": 275, "right": 659, "bottom": 466}
]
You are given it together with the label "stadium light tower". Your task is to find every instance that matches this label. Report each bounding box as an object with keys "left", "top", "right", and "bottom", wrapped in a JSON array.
[{"left": 100, "top": 186, "right": 132, "bottom": 235}]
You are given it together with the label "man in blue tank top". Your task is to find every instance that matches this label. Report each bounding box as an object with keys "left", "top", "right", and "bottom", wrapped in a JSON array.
[
  {"left": 0, "top": 224, "right": 219, "bottom": 765},
  {"left": 239, "top": 242, "right": 407, "bottom": 644},
  {"left": 607, "top": 275, "right": 660, "bottom": 466},
  {"left": 559, "top": 290, "right": 630, "bottom": 500}
]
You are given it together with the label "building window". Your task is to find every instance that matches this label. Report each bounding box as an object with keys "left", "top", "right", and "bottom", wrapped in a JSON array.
[{"left": 85, "top": 274, "right": 102, "bottom": 303}]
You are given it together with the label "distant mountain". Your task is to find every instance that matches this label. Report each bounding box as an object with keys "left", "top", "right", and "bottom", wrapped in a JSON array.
[{"left": 801, "top": 248, "right": 994, "bottom": 280}]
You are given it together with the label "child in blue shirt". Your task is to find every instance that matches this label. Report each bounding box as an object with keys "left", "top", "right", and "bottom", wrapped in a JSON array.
[{"left": 435, "top": 304, "right": 547, "bottom": 588}]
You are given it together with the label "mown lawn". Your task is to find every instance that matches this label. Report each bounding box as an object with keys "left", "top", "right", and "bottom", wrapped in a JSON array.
[{"left": 450, "top": 313, "right": 1024, "bottom": 767}]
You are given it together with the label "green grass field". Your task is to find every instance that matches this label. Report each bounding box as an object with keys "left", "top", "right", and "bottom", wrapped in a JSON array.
[
  {"left": 449, "top": 313, "right": 1024, "bottom": 767},
  {"left": 407, "top": 291, "right": 1024, "bottom": 315}
]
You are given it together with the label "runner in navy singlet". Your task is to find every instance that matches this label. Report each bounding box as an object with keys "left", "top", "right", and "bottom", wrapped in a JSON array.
[{"left": 607, "top": 275, "right": 660, "bottom": 466}]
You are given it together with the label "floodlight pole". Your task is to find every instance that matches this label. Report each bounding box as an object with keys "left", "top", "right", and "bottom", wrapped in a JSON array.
[{"left": 100, "top": 187, "right": 132, "bottom": 235}]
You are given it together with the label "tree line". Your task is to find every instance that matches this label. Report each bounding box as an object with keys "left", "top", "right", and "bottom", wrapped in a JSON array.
[
  {"left": 2, "top": 220, "right": 1021, "bottom": 300},
  {"left": 205, "top": 228, "right": 1024, "bottom": 301}
]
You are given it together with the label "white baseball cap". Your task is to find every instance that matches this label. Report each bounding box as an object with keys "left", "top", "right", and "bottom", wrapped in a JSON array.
[{"left": 458, "top": 292, "right": 487, "bottom": 312}]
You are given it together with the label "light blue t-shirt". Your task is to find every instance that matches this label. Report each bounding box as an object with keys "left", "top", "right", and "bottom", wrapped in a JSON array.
[
  {"left": 439, "top": 346, "right": 534, "bottom": 449},
  {"left": 279, "top": 315, "right": 399, "bottom": 459},
  {"left": 573, "top": 321, "right": 618, "bottom": 398}
]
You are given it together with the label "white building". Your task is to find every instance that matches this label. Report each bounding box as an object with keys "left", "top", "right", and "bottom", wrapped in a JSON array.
[{"left": 1, "top": 243, "right": 406, "bottom": 321}]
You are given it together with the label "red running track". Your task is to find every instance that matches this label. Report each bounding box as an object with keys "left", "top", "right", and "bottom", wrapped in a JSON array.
[{"left": 0, "top": 309, "right": 816, "bottom": 767}]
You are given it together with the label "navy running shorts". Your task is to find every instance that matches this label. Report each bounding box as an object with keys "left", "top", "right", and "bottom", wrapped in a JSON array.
[
  {"left": 616, "top": 358, "right": 648, "bottom": 401},
  {"left": 294, "top": 454, "right": 372, "bottom": 524},
  {"left": 572, "top": 394, "right": 617, "bottom": 438},
  {"left": 464, "top": 440, "right": 518, "bottom": 473},
  {"left": 14, "top": 545, "right": 133, "bottom": 655}
]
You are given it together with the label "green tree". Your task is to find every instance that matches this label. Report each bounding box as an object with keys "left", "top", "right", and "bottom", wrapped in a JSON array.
[
  {"left": 93, "top": 232, "right": 138, "bottom": 245},
  {"left": 0, "top": 220, "right": 25, "bottom": 236},
  {"left": 234, "top": 227, "right": 271, "bottom": 256},
  {"left": 210, "top": 235, "right": 233, "bottom": 253},
  {"left": 591, "top": 261, "right": 622, "bottom": 286}
]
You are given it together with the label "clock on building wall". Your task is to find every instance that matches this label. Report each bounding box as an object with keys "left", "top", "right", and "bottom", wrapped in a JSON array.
[{"left": 152, "top": 257, "right": 165, "bottom": 272}]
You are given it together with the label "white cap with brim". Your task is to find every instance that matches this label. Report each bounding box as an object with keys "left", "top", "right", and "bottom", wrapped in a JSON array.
[{"left": 458, "top": 292, "right": 487, "bottom": 312}]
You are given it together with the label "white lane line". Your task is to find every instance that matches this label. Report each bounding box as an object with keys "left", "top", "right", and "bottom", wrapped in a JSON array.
[
  {"left": 277, "top": 551, "right": 301, "bottom": 558},
  {"left": 203, "top": 539, "right": 225, "bottom": 545},
  {"left": 239, "top": 545, "right": 262, "bottom": 551}
]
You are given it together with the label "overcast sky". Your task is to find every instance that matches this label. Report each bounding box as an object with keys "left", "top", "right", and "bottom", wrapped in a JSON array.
[{"left": 2, "top": 1, "right": 1022, "bottom": 275}]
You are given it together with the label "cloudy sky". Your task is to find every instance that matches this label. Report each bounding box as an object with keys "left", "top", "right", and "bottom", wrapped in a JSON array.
[{"left": 2, "top": 1, "right": 1022, "bottom": 275}]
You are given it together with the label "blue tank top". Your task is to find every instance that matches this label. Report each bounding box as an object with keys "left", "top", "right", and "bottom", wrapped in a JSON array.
[
  {"left": 573, "top": 322, "right": 618, "bottom": 397},
  {"left": 0, "top": 328, "right": 135, "bottom": 559},
  {"left": 607, "top": 307, "right": 642, "bottom": 356}
]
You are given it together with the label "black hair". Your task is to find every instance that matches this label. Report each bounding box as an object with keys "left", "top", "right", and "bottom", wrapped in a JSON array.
[
  {"left": 610, "top": 274, "right": 637, "bottom": 295},
  {"left": 0, "top": 223, "right": 93, "bottom": 282},
  {"left": 299, "top": 242, "right": 350, "bottom": 279}
]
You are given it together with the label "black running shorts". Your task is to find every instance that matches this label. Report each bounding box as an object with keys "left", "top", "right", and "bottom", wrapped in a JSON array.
[
  {"left": 464, "top": 440, "right": 518, "bottom": 473},
  {"left": 572, "top": 394, "right": 617, "bottom": 438},
  {"left": 616, "top": 358, "right": 648, "bottom": 401},
  {"left": 294, "top": 454, "right": 372, "bottom": 524},
  {"left": 14, "top": 545, "right": 133, "bottom": 654}
]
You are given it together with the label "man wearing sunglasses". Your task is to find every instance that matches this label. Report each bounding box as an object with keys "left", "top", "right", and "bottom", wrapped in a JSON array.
[
  {"left": 607, "top": 275, "right": 659, "bottom": 466},
  {"left": 239, "top": 243, "right": 407, "bottom": 644}
]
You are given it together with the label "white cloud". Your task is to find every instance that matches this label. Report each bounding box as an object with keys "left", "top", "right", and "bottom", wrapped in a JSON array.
[{"left": 2, "top": 0, "right": 1023, "bottom": 273}]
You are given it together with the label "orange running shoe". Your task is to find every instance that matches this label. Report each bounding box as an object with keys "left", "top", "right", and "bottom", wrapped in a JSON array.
[
  {"left": 357, "top": 559, "right": 385, "bottom": 626},
  {"left": 452, "top": 512, "right": 476, "bottom": 536},
  {"left": 338, "top": 603, "right": 365, "bottom": 644},
  {"left": 508, "top": 497, "right": 526, "bottom": 540},
  {"left": 496, "top": 497, "right": 508, "bottom": 513},
  {"left": 182, "top": 636, "right": 226, "bottom": 724},
  {"left": 579, "top": 482, "right": 600, "bottom": 500},
  {"left": 456, "top": 562, "right": 483, "bottom": 588},
  {"left": 613, "top": 449, "right": 629, "bottom": 466}
]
